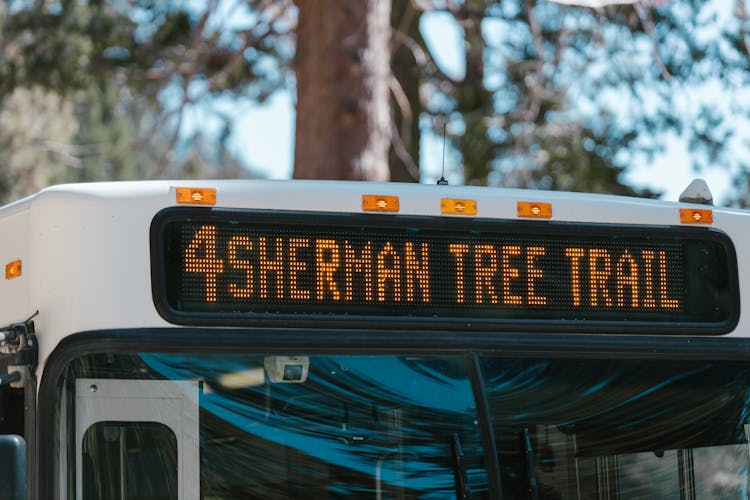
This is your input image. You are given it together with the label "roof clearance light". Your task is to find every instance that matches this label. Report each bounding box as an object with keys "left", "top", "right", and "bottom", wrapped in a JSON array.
[
  {"left": 176, "top": 187, "right": 217, "bottom": 205},
  {"left": 441, "top": 198, "right": 477, "bottom": 215},
  {"left": 680, "top": 208, "right": 713, "bottom": 224},
  {"left": 517, "top": 201, "right": 552, "bottom": 219},
  {"left": 5, "top": 260, "right": 21, "bottom": 280},
  {"left": 362, "top": 195, "right": 399, "bottom": 212}
]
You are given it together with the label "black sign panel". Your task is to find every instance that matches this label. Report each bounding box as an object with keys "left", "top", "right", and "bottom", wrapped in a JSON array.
[{"left": 151, "top": 208, "right": 738, "bottom": 332}]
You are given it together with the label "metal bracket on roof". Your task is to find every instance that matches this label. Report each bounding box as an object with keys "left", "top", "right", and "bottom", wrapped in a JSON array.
[{"left": 0, "top": 312, "right": 38, "bottom": 389}]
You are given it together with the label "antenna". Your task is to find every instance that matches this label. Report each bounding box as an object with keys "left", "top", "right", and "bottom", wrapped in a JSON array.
[{"left": 437, "top": 118, "right": 448, "bottom": 185}]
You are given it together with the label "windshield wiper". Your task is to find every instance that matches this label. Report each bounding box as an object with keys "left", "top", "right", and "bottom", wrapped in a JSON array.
[
  {"left": 522, "top": 428, "right": 539, "bottom": 500},
  {"left": 451, "top": 432, "right": 471, "bottom": 499}
]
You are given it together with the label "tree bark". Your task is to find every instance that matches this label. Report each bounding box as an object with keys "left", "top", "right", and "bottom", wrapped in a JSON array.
[{"left": 293, "top": 0, "right": 391, "bottom": 181}]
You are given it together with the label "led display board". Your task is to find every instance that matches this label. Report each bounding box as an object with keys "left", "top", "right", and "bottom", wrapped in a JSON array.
[{"left": 151, "top": 208, "right": 738, "bottom": 332}]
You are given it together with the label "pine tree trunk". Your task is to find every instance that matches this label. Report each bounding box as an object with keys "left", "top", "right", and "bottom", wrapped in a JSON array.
[{"left": 293, "top": 0, "right": 391, "bottom": 181}]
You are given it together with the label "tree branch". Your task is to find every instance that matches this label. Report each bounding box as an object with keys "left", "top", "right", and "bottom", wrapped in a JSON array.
[{"left": 634, "top": 3, "right": 673, "bottom": 81}]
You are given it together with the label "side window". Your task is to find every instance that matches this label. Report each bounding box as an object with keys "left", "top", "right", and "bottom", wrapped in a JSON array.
[{"left": 82, "top": 422, "right": 177, "bottom": 500}]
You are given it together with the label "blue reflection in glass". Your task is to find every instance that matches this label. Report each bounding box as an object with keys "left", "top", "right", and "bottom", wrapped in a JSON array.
[{"left": 136, "top": 353, "right": 486, "bottom": 498}]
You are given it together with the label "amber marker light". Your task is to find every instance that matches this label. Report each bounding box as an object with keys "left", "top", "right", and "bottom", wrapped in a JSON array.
[
  {"left": 175, "top": 187, "right": 217, "bottom": 205},
  {"left": 441, "top": 198, "right": 477, "bottom": 215},
  {"left": 517, "top": 201, "right": 552, "bottom": 219},
  {"left": 362, "top": 195, "right": 399, "bottom": 212},
  {"left": 680, "top": 208, "right": 713, "bottom": 224},
  {"left": 5, "top": 260, "right": 21, "bottom": 280}
]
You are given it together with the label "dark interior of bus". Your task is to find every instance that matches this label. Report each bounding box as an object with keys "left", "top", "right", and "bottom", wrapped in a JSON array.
[{"left": 0, "top": 356, "right": 23, "bottom": 437}]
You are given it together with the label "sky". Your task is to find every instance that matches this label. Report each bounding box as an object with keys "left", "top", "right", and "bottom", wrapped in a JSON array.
[{"left": 219, "top": 9, "right": 735, "bottom": 205}]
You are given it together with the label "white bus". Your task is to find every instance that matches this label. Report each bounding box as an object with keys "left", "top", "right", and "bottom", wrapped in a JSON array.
[{"left": 0, "top": 179, "right": 747, "bottom": 499}]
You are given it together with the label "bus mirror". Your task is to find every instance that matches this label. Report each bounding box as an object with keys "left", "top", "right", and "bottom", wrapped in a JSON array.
[{"left": 0, "top": 435, "right": 26, "bottom": 500}]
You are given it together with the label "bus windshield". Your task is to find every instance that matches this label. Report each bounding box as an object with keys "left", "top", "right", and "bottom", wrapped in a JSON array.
[
  {"left": 480, "top": 356, "right": 750, "bottom": 499},
  {"left": 67, "top": 353, "right": 488, "bottom": 499},
  {"left": 64, "top": 351, "right": 750, "bottom": 499}
]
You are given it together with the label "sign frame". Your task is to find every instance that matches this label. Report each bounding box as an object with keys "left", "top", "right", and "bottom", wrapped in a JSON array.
[{"left": 150, "top": 207, "right": 740, "bottom": 334}]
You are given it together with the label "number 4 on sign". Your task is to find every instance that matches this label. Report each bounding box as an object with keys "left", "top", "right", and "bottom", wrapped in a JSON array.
[{"left": 184, "top": 225, "right": 224, "bottom": 302}]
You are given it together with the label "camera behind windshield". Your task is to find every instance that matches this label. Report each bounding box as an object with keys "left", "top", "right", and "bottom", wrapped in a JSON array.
[{"left": 264, "top": 356, "right": 310, "bottom": 383}]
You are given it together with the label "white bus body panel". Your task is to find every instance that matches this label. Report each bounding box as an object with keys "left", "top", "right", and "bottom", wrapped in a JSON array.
[
  {"left": 0, "top": 179, "right": 748, "bottom": 373},
  {"left": 0, "top": 202, "right": 31, "bottom": 323}
]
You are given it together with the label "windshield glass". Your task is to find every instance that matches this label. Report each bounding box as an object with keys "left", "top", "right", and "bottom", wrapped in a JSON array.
[
  {"left": 61, "top": 350, "right": 750, "bottom": 499},
  {"left": 65, "top": 353, "right": 488, "bottom": 499},
  {"left": 480, "top": 356, "right": 750, "bottom": 499}
]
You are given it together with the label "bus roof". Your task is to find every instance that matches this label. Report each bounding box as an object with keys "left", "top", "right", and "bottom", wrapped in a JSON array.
[
  {"left": 1, "top": 179, "right": 748, "bottom": 368},
  {"left": 1, "top": 178, "right": 737, "bottom": 216}
]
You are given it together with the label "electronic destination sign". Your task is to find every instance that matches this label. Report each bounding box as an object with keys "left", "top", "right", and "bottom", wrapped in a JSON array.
[{"left": 151, "top": 208, "right": 738, "bottom": 333}]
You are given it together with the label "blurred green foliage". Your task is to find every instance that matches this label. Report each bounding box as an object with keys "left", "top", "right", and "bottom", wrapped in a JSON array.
[{"left": 2, "top": 0, "right": 750, "bottom": 204}]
